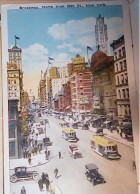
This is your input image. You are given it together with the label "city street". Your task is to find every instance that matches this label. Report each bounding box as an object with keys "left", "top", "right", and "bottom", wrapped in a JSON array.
[{"left": 10, "top": 113, "right": 138, "bottom": 194}]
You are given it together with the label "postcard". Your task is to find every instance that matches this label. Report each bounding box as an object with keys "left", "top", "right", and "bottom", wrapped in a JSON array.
[{"left": 1, "top": 1, "right": 138, "bottom": 194}]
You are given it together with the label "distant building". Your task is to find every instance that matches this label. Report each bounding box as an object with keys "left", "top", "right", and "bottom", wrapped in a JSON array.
[
  {"left": 49, "top": 67, "right": 59, "bottom": 79},
  {"left": 52, "top": 77, "right": 69, "bottom": 98},
  {"left": 39, "top": 79, "right": 46, "bottom": 107},
  {"left": 21, "top": 90, "right": 30, "bottom": 107},
  {"left": 57, "top": 66, "right": 68, "bottom": 78},
  {"left": 91, "top": 49, "right": 117, "bottom": 117},
  {"left": 95, "top": 14, "right": 109, "bottom": 55},
  {"left": 70, "top": 54, "right": 93, "bottom": 114},
  {"left": 110, "top": 35, "right": 131, "bottom": 122}
]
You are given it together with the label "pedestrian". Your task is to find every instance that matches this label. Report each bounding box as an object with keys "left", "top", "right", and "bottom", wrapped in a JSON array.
[
  {"left": 21, "top": 186, "right": 26, "bottom": 194},
  {"left": 46, "top": 177, "right": 50, "bottom": 192},
  {"left": 54, "top": 168, "right": 58, "bottom": 179},
  {"left": 48, "top": 150, "right": 50, "bottom": 158},
  {"left": 120, "top": 132, "right": 122, "bottom": 138},
  {"left": 28, "top": 157, "right": 31, "bottom": 165},
  {"left": 41, "top": 172, "right": 46, "bottom": 184},
  {"left": 59, "top": 152, "right": 61, "bottom": 159}
]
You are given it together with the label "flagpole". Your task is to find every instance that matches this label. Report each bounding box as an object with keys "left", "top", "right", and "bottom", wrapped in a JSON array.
[{"left": 15, "top": 36, "right": 16, "bottom": 46}]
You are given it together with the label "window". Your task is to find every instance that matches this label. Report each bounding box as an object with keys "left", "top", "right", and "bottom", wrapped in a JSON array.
[
  {"left": 9, "top": 124, "right": 16, "bottom": 138},
  {"left": 9, "top": 141, "right": 16, "bottom": 157},
  {"left": 14, "top": 80, "right": 16, "bottom": 84},
  {"left": 120, "top": 62, "right": 123, "bottom": 71},
  {"left": 117, "top": 76, "right": 119, "bottom": 85},
  {"left": 82, "top": 106, "right": 84, "bottom": 110},
  {"left": 124, "top": 60, "right": 127, "bottom": 70},
  {"left": 122, "top": 89, "right": 126, "bottom": 98},
  {"left": 118, "top": 90, "right": 121, "bottom": 98},
  {"left": 122, "top": 47, "right": 126, "bottom": 56},
  {"left": 126, "top": 88, "right": 129, "bottom": 98},
  {"left": 125, "top": 73, "right": 128, "bottom": 83},
  {"left": 119, "top": 49, "right": 122, "bottom": 58},
  {"left": 81, "top": 92, "right": 84, "bottom": 95},
  {"left": 121, "top": 75, "right": 124, "bottom": 84},
  {"left": 115, "top": 63, "right": 118, "bottom": 72},
  {"left": 115, "top": 52, "right": 117, "bottom": 60}
]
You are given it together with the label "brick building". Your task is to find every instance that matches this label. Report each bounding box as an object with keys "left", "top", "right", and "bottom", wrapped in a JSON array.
[{"left": 70, "top": 54, "right": 93, "bottom": 114}]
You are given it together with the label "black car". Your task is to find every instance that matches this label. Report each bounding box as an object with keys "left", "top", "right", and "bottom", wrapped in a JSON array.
[
  {"left": 10, "top": 167, "right": 39, "bottom": 183},
  {"left": 85, "top": 164, "right": 106, "bottom": 186},
  {"left": 82, "top": 123, "right": 89, "bottom": 130},
  {"left": 96, "top": 128, "right": 104, "bottom": 136}
]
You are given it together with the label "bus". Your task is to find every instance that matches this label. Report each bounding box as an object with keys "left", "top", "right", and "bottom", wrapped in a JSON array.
[
  {"left": 90, "top": 135, "right": 121, "bottom": 160},
  {"left": 62, "top": 128, "right": 77, "bottom": 142}
]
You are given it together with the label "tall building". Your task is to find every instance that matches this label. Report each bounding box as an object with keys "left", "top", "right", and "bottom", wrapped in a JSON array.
[
  {"left": 39, "top": 79, "right": 46, "bottom": 107},
  {"left": 110, "top": 35, "right": 131, "bottom": 123},
  {"left": 52, "top": 77, "right": 69, "bottom": 98},
  {"left": 8, "top": 45, "right": 22, "bottom": 71},
  {"left": 95, "top": 14, "right": 109, "bottom": 55},
  {"left": 21, "top": 90, "right": 30, "bottom": 107},
  {"left": 70, "top": 54, "right": 93, "bottom": 114},
  {"left": 91, "top": 49, "right": 117, "bottom": 117},
  {"left": 7, "top": 44, "right": 23, "bottom": 159},
  {"left": 57, "top": 66, "right": 68, "bottom": 78},
  {"left": 49, "top": 67, "right": 59, "bottom": 79}
]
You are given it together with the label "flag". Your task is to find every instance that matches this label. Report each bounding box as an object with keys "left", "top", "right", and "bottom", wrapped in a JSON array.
[
  {"left": 15, "top": 35, "right": 20, "bottom": 39},
  {"left": 48, "top": 57, "right": 54, "bottom": 60},
  {"left": 87, "top": 46, "right": 93, "bottom": 51}
]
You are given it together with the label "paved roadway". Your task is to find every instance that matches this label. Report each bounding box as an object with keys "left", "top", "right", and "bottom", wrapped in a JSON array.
[{"left": 10, "top": 113, "right": 138, "bottom": 194}]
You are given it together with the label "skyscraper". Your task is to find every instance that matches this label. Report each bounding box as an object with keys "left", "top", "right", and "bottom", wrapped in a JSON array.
[{"left": 95, "top": 14, "right": 109, "bottom": 55}]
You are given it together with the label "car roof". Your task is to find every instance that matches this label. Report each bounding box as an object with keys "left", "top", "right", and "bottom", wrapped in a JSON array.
[{"left": 85, "top": 164, "right": 98, "bottom": 170}]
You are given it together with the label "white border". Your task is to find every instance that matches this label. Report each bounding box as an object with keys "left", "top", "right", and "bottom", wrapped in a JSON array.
[{"left": 1, "top": 1, "right": 138, "bottom": 193}]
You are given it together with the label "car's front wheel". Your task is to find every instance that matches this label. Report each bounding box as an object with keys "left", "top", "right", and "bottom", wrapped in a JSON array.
[
  {"left": 33, "top": 173, "right": 39, "bottom": 180},
  {"left": 10, "top": 175, "right": 18, "bottom": 183}
]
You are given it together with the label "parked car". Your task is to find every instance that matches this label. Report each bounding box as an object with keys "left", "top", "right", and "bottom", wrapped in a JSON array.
[
  {"left": 10, "top": 167, "right": 39, "bottom": 183},
  {"left": 85, "top": 164, "right": 106, "bottom": 186}
]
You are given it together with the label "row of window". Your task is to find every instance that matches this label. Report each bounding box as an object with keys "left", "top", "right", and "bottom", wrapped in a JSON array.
[
  {"left": 118, "top": 104, "right": 131, "bottom": 116},
  {"left": 117, "top": 88, "right": 129, "bottom": 99},
  {"left": 8, "top": 92, "right": 18, "bottom": 98},
  {"left": 8, "top": 86, "right": 18, "bottom": 91},
  {"left": 8, "top": 79, "right": 17, "bottom": 84},
  {"left": 116, "top": 73, "right": 128, "bottom": 85},
  {"left": 115, "top": 60, "right": 127, "bottom": 72},
  {"left": 114, "top": 46, "right": 126, "bottom": 60},
  {"left": 8, "top": 73, "right": 19, "bottom": 78}
]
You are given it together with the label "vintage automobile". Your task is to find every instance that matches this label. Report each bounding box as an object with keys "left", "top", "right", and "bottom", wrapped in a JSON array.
[
  {"left": 85, "top": 164, "right": 106, "bottom": 186},
  {"left": 43, "top": 137, "right": 52, "bottom": 146},
  {"left": 82, "top": 123, "right": 89, "bottom": 130},
  {"left": 10, "top": 167, "right": 39, "bottom": 183},
  {"left": 69, "top": 144, "right": 82, "bottom": 159},
  {"left": 96, "top": 128, "right": 104, "bottom": 136}
]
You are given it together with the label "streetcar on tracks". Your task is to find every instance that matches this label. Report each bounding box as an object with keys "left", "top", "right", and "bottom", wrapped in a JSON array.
[
  {"left": 90, "top": 135, "right": 121, "bottom": 160},
  {"left": 62, "top": 128, "right": 77, "bottom": 142}
]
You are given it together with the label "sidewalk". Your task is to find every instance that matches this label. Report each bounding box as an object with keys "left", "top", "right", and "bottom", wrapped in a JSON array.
[
  {"left": 11, "top": 182, "right": 62, "bottom": 194},
  {"left": 89, "top": 127, "right": 134, "bottom": 148},
  {"left": 10, "top": 150, "right": 50, "bottom": 170}
]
